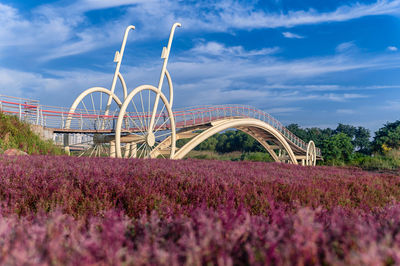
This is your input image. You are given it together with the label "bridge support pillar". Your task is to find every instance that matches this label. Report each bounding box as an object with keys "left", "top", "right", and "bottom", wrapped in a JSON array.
[
  {"left": 63, "top": 134, "right": 70, "bottom": 155},
  {"left": 124, "top": 143, "right": 131, "bottom": 157},
  {"left": 110, "top": 140, "right": 116, "bottom": 158}
]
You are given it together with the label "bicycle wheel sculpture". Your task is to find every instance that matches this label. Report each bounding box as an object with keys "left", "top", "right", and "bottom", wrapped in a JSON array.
[
  {"left": 115, "top": 85, "right": 176, "bottom": 158},
  {"left": 306, "top": 140, "right": 317, "bottom": 166},
  {"left": 64, "top": 87, "right": 122, "bottom": 157},
  {"left": 115, "top": 23, "right": 181, "bottom": 159},
  {"left": 64, "top": 26, "right": 134, "bottom": 156}
]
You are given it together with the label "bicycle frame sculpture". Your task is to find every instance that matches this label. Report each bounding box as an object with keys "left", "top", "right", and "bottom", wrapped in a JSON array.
[
  {"left": 64, "top": 23, "right": 180, "bottom": 158},
  {"left": 115, "top": 23, "right": 181, "bottom": 159}
]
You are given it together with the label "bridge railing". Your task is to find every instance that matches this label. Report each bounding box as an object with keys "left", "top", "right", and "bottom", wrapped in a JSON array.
[
  {"left": 0, "top": 95, "right": 43, "bottom": 126},
  {"left": 0, "top": 97, "right": 321, "bottom": 156}
]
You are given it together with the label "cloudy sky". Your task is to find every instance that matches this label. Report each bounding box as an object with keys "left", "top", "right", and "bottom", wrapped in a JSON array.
[{"left": 0, "top": 0, "right": 399, "bottom": 132}]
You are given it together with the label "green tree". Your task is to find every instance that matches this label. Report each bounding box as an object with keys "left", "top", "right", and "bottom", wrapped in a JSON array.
[
  {"left": 286, "top": 124, "right": 308, "bottom": 141},
  {"left": 197, "top": 136, "right": 218, "bottom": 151},
  {"left": 321, "top": 133, "right": 354, "bottom": 165},
  {"left": 216, "top": 134, "right": 229, "bottom": 153},
  {"left": 176, "top": 138, "right": 190, "bottom": 148},
  {"left": 354, "top": 126, "right": 371, "bottom": 154},
  {"left": 286, "top": 124, "right": 335, "bottom": 148},
  {"left": 335, "top": 124, "right": 371, "bottom": 154},
  {"left": 335, "top": 123, "right": 357, "bottom": 138},
  {"left": 372, "top": 120, "right": 400, "bottom": 153},
  {"left": 307, "top": 127, "right": 334, "bottom": 149}
]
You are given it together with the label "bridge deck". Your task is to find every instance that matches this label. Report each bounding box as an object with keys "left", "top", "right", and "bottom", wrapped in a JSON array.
[{"left": 0, "top": 97, "right": 321, "bottom": 157}]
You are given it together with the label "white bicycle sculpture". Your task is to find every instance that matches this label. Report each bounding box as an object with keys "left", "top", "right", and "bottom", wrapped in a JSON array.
[{"left": 65, "top": 23, "right": 180, "bottom": 159}]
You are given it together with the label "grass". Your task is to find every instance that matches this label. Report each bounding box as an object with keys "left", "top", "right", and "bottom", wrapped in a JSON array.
[
  {"left": 351, "top": 150, "right": 400, "bottom": 172},
  {"left": 0, "top": 112, "right": 64, "bottom": 155}
]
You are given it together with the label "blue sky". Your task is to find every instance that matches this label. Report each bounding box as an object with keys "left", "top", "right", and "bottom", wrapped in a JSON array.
[{"left": 0, "top": 0, "right": 400, "bottom": 133}]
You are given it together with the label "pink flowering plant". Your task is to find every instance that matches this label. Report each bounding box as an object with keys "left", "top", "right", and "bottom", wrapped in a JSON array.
[{"left": 1, "top": 155, "right": 400, "bottom": 264}]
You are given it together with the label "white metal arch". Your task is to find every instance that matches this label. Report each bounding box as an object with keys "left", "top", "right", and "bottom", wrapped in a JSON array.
[
  {"left": 65, "top": 87, "right": 123, "bottom": 129},
  {"left": 173, "top": 118, "right": 298, "bottom": 164},
  {"left": 236, "top": 128, "right": 280, "bottom": 162},
  {"left": 306, "top": 140, "right": 317, "bottom": 166}
]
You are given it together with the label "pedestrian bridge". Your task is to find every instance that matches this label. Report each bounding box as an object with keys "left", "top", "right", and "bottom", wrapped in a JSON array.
[{"left": 0, "top": 97, "right": 321, "bottom": 166}]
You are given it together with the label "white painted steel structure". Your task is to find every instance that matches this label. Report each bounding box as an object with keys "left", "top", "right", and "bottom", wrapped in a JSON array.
[
  {"left": 0, "top": 98, "right": 321, "bottom": 165},
  {"left": 0, "top": 23, "right": 321, "bottom": 165}
]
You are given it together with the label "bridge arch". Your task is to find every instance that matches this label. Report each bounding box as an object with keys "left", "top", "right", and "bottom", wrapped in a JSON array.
[{"left": 173, "top": 118, "right": 298, "bottom": 164}]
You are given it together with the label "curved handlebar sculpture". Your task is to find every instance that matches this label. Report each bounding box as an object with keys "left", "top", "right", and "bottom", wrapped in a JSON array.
[{"left": 115, "top": 22, "right": 181, "bottom": 159}]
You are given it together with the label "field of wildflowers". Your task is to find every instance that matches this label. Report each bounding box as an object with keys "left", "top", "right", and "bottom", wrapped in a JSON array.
[{"left": 1, "top": 155, "right": 400, "bottom": 265}]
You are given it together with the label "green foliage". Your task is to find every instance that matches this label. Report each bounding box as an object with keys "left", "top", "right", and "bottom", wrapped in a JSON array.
[
  {"left": 321, "top": 133, "right": 354, "bottom": 165},
  {"left": 286, "top": 123, "right": 335, "bottom": 149},
  {"left": 176, "top": 138, "right": 190, "bottom": 148},
  {"left": 353, "top": 127, "right": 371, "bottom": 154},
  {"left": 335, "top": 123, "right": 357, "bottom": 138},
  {"left": 286, "top": 124, "right": 308, "bottom": 141},
  {"left": 0, "top": 112, "right": 64, "bottom": 155},
  {"left": 287, "top": 123, "right": 371, "bottom": 155},
  {"left": 372, "top": 120, "right": 400, "bottom": 153},
  {"left": 335, "top": 124, "right": 371, "bottom": 154},
  {"left": 177, "top": 130, "right": 265, "bottom": 154},
  {"left": 197, "top": 136, "right": 218, "bottom": 151},
  {"left": 215, "top": 131, "right": 259, "bottom": 152},
  {"left": 286, "top": 123, "right": 372, "bottom": 165},
  {"left": 351, "top": 150, "right": 400, "bottom": 171}
]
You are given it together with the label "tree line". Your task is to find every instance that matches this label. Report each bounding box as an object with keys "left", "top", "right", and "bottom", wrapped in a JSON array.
[{"left": 287, "top": 120, "right": 400, "bottom": 165}]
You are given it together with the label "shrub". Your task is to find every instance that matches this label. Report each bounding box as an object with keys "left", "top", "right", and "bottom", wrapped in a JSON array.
[{"left": 0, "top": 112, "right": 63, "bottom": 155}]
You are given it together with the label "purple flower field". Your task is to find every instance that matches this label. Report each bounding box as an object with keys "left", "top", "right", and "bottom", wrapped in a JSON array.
[{"left": 1, "top": 155, "right": 400, "bottom": 265}]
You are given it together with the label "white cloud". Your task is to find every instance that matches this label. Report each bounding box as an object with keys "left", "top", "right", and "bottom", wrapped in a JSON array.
[
  {"left": 1, "top": 0, "right": 400, "bottom": 62},
  {"left": 0, "top": 2, "right": 137, "bottom": 62},
  {"left": 174, "top": 40, "right": 400, "bottom": 89},
  {"left": 77, "top": 0, "right": 149, "bottom": 11},
  {"left": 165, "top": 45, "right": 391, "bottom": 107},
  {"left": 382, "top": 100, "right": 400, "bottom": 110},
  {"left": 0, "top": 36, "right": 396, "bottom": 109},
  {"left": 257, "top": 84, "right": 400, "bottom": 92},
  {"left": 178, "top": 0, "right": 400, "bottom": 30},
  {"left": 282, "top": 32, "right": 304, "bottom": 39},
  {"left": 0, "top": 3, "right": 86, "bottom": 60},
  {"left": 0, "top": 67, "right": 115, "bottom": 105},
  {"left": 324, "top": 93, "right": 367, "bottom": 102},
  {"left": 190, "top": 42, "right": 279, "bottom": 57},
  {"left": 75, "top": 0, "right": 400, "bottom": 29},
  {"left": 336, "top": 42, "right": 357, "bottom": 53},
  {"left": 388, "top": 46, "right": 398, "bottom": 51}
]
